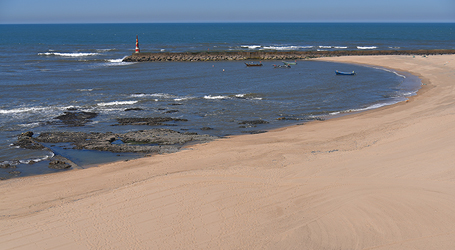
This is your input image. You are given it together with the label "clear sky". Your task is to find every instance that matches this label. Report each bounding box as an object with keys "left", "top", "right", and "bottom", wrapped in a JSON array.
[{"left": 1, "top": 0, "right": 454, "bottom": 24}]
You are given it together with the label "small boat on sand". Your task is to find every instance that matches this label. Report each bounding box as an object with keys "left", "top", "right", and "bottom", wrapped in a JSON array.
[
  {"left": 335, "top": 70, "right": 356, "bottom": 75},
  {"left": 245, "top": 62, "right": 263, "bottom": 67}
]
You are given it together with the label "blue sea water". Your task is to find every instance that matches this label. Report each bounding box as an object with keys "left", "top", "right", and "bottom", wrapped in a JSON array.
[{"left": 0, "top": 23, "right": 454, "bottom": 179}]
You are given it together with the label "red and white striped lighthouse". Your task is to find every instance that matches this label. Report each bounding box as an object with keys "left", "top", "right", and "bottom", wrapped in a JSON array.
[{"left": 135, "top": 35, "right": 140, "bottom": 53}]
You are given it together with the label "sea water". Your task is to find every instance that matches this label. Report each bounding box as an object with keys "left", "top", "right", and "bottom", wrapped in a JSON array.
[{"left": 1, "top": 23, "right": 453, "bottom": 179}]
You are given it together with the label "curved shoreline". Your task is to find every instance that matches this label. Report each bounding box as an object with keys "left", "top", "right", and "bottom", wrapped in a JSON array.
[
  {"left": 2, "top": 55, "right": 455, "bottom": 249},
  {"left": 123, "top": 49, "right": 455, "bottom": 62}
]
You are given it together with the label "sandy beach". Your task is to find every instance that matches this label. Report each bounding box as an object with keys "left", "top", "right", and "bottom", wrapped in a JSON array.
[{"left": 2, "top": 54, "right": 455, "bottom": 249}]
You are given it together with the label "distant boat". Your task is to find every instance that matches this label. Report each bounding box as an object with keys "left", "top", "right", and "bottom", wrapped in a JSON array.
[
  {"left": 273, "top": 64, "right": 291, "bottom": 68},
  {"left": 245, "top": 62, "right": 263, "bottom": 67},
  {"left": 282, "top": 61, "right": 297, "bottom": 65},
  {"left": 335, "top": 70, "right": 356, "bottom": 75}
]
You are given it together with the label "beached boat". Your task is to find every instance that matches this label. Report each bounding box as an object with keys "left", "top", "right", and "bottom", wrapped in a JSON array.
[
  {"left": 335, "top": 70, "right": 356, "bottom": 75},
  {"left": 245, "top": 62, "right": 263, "bottom": 67}
]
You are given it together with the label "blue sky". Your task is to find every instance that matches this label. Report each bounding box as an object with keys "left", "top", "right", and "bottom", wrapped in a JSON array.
[{"left": 1, "top": 0, "right": 454, "bottom": 24}]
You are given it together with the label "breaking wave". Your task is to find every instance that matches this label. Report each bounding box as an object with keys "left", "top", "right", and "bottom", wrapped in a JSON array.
[
  {"left": 97, "top": 101, "right": 138, "bottom": 106},
  {"left": 357, "top": 46, "right": 378, "bottom": 50}
]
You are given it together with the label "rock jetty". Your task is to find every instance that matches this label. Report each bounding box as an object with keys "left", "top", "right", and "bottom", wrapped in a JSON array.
[{"left": 123, "top": 49, "right": 455, "bottom": 62}]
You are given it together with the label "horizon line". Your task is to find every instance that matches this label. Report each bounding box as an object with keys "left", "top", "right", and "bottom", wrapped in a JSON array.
[{"left": 2, "top": 21, "right": 455, "bottom": 25}]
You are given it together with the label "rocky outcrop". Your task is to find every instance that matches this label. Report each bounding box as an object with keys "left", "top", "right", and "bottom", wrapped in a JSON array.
[
  {"left": 12, "top": 131, "right": 47, "bottom": 150},
  {"left": 115, "top": 117, "right": 188, "bottom": 126},
  {"left": 34, "top": 129, "right": 217, "bottom": 154},
  {"left": 52, "top": 111, "right": 98, "bottom": 126},
  {"left": 123, "top": 49, "right": 455, "bottom": 62}
]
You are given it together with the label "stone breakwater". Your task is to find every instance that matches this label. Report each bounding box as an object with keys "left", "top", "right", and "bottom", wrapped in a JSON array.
[{"left": 123, "top": 49, "right": 455, "bottom": 62}]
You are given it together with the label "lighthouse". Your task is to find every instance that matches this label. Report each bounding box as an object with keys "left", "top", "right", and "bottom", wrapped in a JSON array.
[{"left": 135, "top": 35, "right": 140, "bottom": 53}]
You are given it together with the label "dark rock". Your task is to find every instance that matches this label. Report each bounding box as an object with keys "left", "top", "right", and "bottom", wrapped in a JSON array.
[
  {"left": 125, "top": 108, "right": 143, "bottom": 111},
  {"left": 239, "top": 120, "right": 269, "bottom": 125},
  {"left": 276, "top": 117, "right": 300, "bottom": 121},
  {"left": 13, "top": 132, "right": 46, "bottom": 150},
  {"left": 164, "top": 110, "right": 179, "bottom": 114},
  {"left": 21, "top": 131, "right": 34, "bottom": 137},
  {"left": 32, "top": 129, "right": 217, "bottom": 155},
  {"left": 48, "top": 160, "right": 71, "bottom": 170},
  {"left": 53, "top": 111, "right": 98, "bottom": 126},
  {"left": 67, "top": 107, "right": 78, "bottom": 111},
  {"left": 116, "top": 117, "right": 188, "bottom": 126},
  {"left": 0, "top": 163, "right": 11, "bottom": 169},
  {"left": 8, "top": 171, "right": 21, "bottom": 175},
  {"left": 201, "top": 127, "right": 214, "bottom": 131},
  {"left": 241, "top": 130, "right": 267, "bottom": 134}
]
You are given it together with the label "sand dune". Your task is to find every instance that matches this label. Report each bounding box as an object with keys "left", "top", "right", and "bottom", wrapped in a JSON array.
[{"left": 2, "top": 55, "right": 455, "bottom": 249}]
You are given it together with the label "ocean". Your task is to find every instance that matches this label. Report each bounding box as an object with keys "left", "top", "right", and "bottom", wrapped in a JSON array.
[{"left": 1, "top": 23, "right": 454, "bottom": 179}]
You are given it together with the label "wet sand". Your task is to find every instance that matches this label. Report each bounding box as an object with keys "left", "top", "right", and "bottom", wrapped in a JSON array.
[{"left": 2, "top": 55, "right": 455, "bottom": 249}]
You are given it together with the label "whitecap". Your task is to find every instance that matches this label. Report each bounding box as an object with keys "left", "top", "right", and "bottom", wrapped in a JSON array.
[
  {"left": 38, "top": 52, "right": 99, "bottom": 57},
  {"left": 357, "top": 46, "right": 377, "bottom": 50},
  {"left": 96, "top": 48, "right": 117, "bottom": 52},
  {"left": 130, "top": 93, "right": 176, "bottom": 99},
  {"left": 174, "top": 96, "right": 196, "bottom": 101},
  {"left": 241, "top": 45, "right": 262, "bottom": 49},
  {"left": 0, "top": 107, "right": 49, "bottom": 115},
  {"left": 204, "top": 95, "right": 229, "bottom": 100},
  {"left": 262, "top": 45, "right": 313, "bottom": 50},
  {"left": 97, "top": 101, "right": 138, "bottom": 106},
  {"left": 19, "top": 122, "right": 41, "bottom": 128},
  {"left": 104, "top": 56, "right": 136, "bottom": 66}
]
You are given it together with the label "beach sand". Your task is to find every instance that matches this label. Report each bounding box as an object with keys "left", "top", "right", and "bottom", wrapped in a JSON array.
[{"left": 2, "top": 55, "right": 455, "bottom": 249}]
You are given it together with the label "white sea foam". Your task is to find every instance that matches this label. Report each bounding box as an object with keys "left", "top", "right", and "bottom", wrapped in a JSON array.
[
  {"left": 77, "top": 88, "right": 95, "bottom": 92},
  {"left": 97, "top": 101, "right": 138, "bottom": 106},
  {"left": 357, "top": 46, "right": 377, "bottom": 50},
  {"left": 241, "top": 45, "right": 262, "bottom": 49},
  {"left": 262, "top": 45, "right": 313, "bottom": 50},
  {"left": 103, "top": 56, "right": 136, "bottom": 66},
  {"left": 96, "top": 48, "right": 117, "bottom": 52},
  {"left": 204, "top": 95, "right": 229, "bottom": 100},
  {"left": 174, "top": 96, "right": 196, "bottom": 101},
  {"left": 319, "top": 46, "right": 332, "bottom": 49},
  {"left": 19, "top": 152, "right": 54, "bottom": 164},
  {"left": 374, "top": 67, "right": 406, "bottom": 78},
  {"left": 19, "top": 122, "right": 41, "bottom": 128},
  {"left": 107, "top": 58, "right": 124, "bottom": 63},
  {"left": 334, "top": 46, "right": 348, "bottom": 49},
  {"left": 38, "top": 52, "right": 99, "bottom": 57},
  {"left": 0, "top": 107, "right": 49, "bottom": 114},
  {"left": 130, "top": 93, "right": 176, "bottom": 99}
]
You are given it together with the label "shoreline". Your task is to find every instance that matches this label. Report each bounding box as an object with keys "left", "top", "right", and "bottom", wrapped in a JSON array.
[
  {"left": 1, "top": 59, "right": 421, "bottom": 180},
  {"left": 2, "top": 54, "right": 455, "bottom": 249}
]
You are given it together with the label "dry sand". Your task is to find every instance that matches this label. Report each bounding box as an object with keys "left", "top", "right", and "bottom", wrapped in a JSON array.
[{"left": 2, "top": 55, "right": 455, "bottom": 249}]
